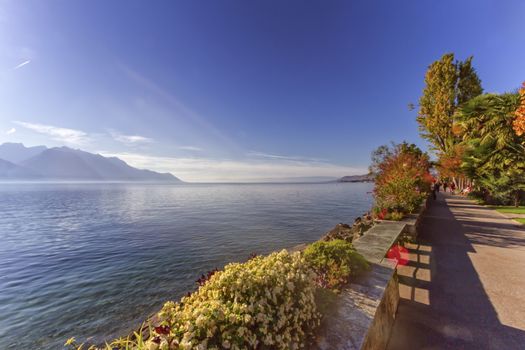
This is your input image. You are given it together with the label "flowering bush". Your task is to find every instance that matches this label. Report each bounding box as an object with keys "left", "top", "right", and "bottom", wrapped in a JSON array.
[
  {"left": 372, "top": 142, "right": 432, "bottom": 216},
  {"left": 303, "top": 240, "right": 369, "bottom": 290},
  {"left": 67, "top": 250, "right": 320, "bottom": 350},
  {"left": 155, "top": 250, "right": 319, "bottom": 350}
]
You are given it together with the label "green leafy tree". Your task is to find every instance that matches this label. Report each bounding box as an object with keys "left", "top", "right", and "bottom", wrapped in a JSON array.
[
  {"left": 417, "top": 53, "right": 457, "bottom": 152},
  {"left": 457, "top": 56, "right": 483, "bottom": 105},
  {"left": 417, "top": 53, "right": 483, "bottom": 154}
]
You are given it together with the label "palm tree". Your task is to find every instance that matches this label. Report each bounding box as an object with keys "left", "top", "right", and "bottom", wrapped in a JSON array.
[{"left": 455, "top": 93, "right": 525, "bottom": 205}]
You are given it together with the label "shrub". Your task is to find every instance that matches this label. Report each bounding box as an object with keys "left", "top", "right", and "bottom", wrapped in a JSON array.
[
  {"left": 154, "top": 250, "right": 319, "bottom": 350},
  {"left": 303, "top": 240, "right": 369, "bottom": 290},
  {"left": 372, "top": 142, "right": 432, "bottom": 215},
  {"left": 387, "top": 211, "right": 404, "bottom": 221},
  {"left": 372, "top": 208, "right": 404, "bottom": 221}
]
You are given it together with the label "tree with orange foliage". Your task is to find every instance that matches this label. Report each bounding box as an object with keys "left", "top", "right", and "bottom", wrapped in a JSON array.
[
  {"left": 513, "top": 82, "right": 525, "bottom": 136},
  {"left": 437, "top": 144, "right": 467, "bottom": 189},
  {"left": 372, "top": 142, "right": 432, "bottom": 218}
]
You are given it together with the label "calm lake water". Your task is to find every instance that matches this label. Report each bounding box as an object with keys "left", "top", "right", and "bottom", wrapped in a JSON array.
[{"left": 0, "top": 182, "right": 373, "bottom": 349}]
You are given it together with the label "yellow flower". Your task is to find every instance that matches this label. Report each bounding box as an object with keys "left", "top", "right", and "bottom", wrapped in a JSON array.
[{"left": 146, "top": 340, "right": 159, "bottom": 350}]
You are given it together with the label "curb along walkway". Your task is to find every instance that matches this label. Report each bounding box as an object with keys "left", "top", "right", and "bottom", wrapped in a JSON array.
[{"left": 387, "top": 193, "right": 525, "bottom": 349}]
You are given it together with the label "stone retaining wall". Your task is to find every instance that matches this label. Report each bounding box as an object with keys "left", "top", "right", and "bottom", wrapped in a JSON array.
[{"left": 313, "top": 204, "right": 427, "bottom": 350}]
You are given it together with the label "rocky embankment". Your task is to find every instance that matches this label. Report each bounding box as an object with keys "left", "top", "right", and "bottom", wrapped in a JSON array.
[{"left": 321, "top": 213, "right": 375, "bottom": 242}]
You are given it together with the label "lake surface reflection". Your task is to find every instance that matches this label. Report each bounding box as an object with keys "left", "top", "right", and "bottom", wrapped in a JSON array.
[{"left": 0, "top": 182, "right": 373, "bottom": 349}]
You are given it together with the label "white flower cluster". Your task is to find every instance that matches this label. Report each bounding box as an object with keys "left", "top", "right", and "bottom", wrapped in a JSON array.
[{"left": 150, "top": 250, "right": 320, "bottom": 350}]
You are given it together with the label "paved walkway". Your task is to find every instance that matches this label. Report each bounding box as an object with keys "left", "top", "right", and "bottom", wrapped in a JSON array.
[{"left": 387, "top": 193, "right": 525, "bottom": 349}]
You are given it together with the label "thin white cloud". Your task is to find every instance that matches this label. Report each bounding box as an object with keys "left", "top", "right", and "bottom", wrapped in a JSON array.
[
  {"left": 179, "top": 146, "right": 202, "bottom": 152},
  {"left": 247, "top": 151, "right": 327, "bottom": 163},
  {"left": 247, "top": 151, "right": 293, "bottom": 160},
  {"left": 99, "top": 151, "right": 367, "bottom": 183},
  {"left": 6, "top": 127, "right": 16, "bottom": 135},
  {"left": 13, "top": 60, "right": 31, "bottom": 70},
  {"left": 110, "top": 131, "right": 153, "bottom": 144},
  {"left": 13, "top": 121, "right": 89, "bottom": 145}
]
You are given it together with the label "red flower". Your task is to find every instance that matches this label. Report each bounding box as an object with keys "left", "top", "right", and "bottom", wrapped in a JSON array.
[
  {"left": 386, "top": 244, "right": 409, "bottom": 266},
  {"left": 154, "top": 325, "right": 170, "bottom": 335}
]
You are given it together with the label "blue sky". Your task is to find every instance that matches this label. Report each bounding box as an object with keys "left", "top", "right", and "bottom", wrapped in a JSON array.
[{"left": 0, "top": 0, "right": 524, "bottom": 181}]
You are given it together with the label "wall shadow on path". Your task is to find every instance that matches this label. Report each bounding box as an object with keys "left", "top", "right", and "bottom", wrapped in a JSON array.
[{"left": 387, "top": 193, "right": 525, "bottom": 349}]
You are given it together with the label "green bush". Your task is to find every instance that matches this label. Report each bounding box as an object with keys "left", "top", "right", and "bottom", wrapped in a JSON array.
[
  {"left": 387, "top": 210, "right": 404, "bottom": 221},
  {"left": 303, "top": 240, "right": 369, "bottom": 291}
]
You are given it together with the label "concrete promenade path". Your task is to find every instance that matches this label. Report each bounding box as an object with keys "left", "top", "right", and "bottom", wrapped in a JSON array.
[{"left": 387, "top": 193, "right": 525, "bottom": 349}]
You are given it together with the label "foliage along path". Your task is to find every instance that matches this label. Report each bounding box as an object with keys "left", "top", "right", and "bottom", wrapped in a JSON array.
[{"left": 387, "top": 192, "right": 525, "bottom": 349}]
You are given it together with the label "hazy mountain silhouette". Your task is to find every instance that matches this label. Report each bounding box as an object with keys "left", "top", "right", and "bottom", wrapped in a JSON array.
[
  {"left": 0, "top": 143, "right": 180, "bottom": 181},
  {"left": 0, "top": 158, "right": 40, "bottom": 178},
  {"left": 0, "top": 143, "right": 47, "bottom": 164}
]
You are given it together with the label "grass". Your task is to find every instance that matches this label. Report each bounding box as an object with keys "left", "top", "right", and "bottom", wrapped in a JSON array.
[
  {"left": 490, "top": 206, "right": 525, "bottom": 225},
  {"left": 490, "top": 206, "right": 525, "bottom": 214}
]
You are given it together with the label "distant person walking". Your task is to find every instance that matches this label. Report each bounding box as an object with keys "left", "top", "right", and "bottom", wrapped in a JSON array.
[
  {"left": 450, "top": 182, "right": 456, "bottom": 193},
  {"left": 443, "top": 182, "right": 448, "bottom": 192},
  {"left": 435, "top": 182, "right": 441, "bottom": 193},
  {"left": 431, "top": 181, "right": 437, "bottom": 200},
  {"left": 461, "top": 185, "right": 472, "bottom": 196}
]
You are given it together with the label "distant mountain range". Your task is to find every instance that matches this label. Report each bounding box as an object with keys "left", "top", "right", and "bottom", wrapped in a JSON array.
[
  {"left": 338, "top": 174, "right": 373, "bottom": 182},
  {"left": 0, "top": 143, "right": 181, "bottom": 182}
]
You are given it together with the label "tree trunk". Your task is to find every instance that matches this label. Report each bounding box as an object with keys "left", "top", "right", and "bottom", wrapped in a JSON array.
[
  {"left": 514, "top": 190, "right": 520, "bottom": 207},
  {"left": 484, "top": 189, "right": 491, "bottom": 204}
]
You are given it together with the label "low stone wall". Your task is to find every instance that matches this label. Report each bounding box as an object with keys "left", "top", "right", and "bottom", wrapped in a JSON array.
[
  {"left": 400, "top": 197, "right": 430, "bottom": 239},
  {"left": 312, "top": 206, "right": 427, "bottom": 350}
]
